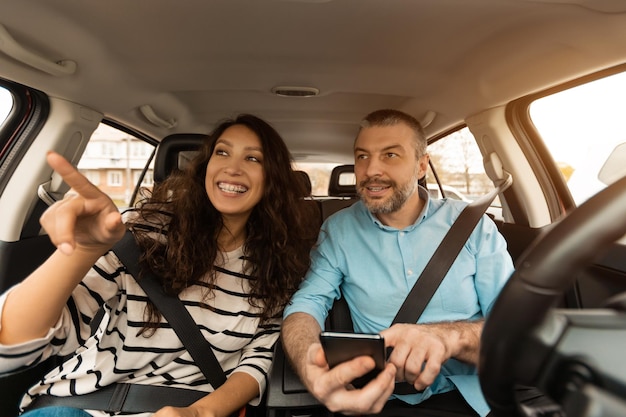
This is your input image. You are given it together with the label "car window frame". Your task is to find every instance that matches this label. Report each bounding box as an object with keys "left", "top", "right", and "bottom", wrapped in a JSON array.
[
  {"left": 426, "top": 125, "right": 501, "bottom": 215},
  {"left": 0, "top": 79, "right": 49, "bottom": 196},
  {"left": 508, "top": 64, "right": 626, "bottom": 221}
]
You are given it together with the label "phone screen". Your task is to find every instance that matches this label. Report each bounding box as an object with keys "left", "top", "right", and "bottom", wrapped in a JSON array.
[{"left": 319, "top": 331, "right": 386, "bottom": 388}]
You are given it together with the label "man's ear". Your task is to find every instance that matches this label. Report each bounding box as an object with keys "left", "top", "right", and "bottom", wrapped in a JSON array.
[{"left": 418, "top": 154, "right": 430, "bottom": 178}]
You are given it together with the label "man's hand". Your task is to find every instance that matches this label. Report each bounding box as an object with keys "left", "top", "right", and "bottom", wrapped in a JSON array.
[
  {"left": 282, "top": 313, "right": 396, "bottom": 415},
  {"left": 381, "top": 321, "right": 483, "bottom": 391},
  {"left": 302, "top": 342, "right": 396, "bottom": 415},
  {"left": 41, "top": 151, "right": 126, "bottom": 256}
]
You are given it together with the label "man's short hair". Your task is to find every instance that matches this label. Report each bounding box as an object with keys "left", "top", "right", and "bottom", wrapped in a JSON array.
[{"left": 359, "top": 109, "right": 427, "bottom": 158}]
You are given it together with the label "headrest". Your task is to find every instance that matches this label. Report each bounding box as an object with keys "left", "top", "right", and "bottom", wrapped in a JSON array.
[
  {"left": 153, "top": 133, "right": 208, "bottom": 183},
  {"left": 328, "top": 165, "right": 357, "bottom": 197},
  {"left": 295, "top": 170, "right": 312, "bottom": 197}
]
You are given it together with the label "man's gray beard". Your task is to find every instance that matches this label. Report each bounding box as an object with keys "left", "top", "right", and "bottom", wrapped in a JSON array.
[{"left": 358, "top": 177, "right": 418, "bottom": 214}]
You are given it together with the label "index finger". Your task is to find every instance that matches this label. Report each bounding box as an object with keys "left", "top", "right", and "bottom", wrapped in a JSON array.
[{"left": 46, "top": 151, "right": 105, "bottom": 200}]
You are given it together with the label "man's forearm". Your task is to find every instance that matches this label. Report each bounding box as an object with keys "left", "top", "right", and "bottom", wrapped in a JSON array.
[
  {"left": 427, "top": 319, "right": 484, "bottom": 364},
  {"left": 281, "top": 312, "right": 322, "bottom": 379}
]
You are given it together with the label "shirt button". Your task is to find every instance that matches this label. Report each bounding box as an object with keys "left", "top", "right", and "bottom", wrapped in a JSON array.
[{"left": 407, "top": 269, "right": 413, "bottom": 275}]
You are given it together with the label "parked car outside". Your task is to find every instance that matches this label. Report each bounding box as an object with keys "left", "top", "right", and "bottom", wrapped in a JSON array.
[{"left": 427, "top": 183, "right": 470, "bottom": 202}]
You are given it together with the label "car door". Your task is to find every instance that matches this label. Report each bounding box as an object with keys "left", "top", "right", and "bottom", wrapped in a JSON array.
[{"left": 0, "top": 79, "right": 157, "bottom": 416}]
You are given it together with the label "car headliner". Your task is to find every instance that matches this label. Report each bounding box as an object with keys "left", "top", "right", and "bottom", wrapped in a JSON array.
[{"left": 1, "top": 0, "right": 626, "bottom": 163}]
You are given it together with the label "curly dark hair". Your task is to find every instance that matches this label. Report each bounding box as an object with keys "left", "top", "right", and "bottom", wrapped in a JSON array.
[{"left": 128, "top": 114, "right": 320, "bottom": 328}]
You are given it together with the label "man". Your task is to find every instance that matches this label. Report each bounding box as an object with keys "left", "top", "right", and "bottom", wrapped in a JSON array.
[{"left": 281, "top": 109, "right": 513, "bottom": 417}]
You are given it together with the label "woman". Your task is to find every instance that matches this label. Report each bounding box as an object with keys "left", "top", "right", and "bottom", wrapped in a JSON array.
[{"left": 0, "top": 115, "right": 319, "bottom": 417}]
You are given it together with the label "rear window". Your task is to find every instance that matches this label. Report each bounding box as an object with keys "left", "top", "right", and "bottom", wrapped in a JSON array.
[
  {"left": 294, "top": 126, "right": 499, "bottom": 220},
  {"left": 293, "top": 162, "right": 344, "bottom": 196}
]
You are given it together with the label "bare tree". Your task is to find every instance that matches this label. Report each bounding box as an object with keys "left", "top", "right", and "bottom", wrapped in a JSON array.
[{"left": 428, "top": 127, "right": 493, "bottom": 197}]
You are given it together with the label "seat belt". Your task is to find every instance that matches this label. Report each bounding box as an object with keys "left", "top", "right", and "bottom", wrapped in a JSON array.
[
  {"left": 21, "top": 182, "right": 65, "bottom": 239},
  {"left": 24, "top": 184, "right": 227, "bottom": 385},
  {"left": 390, "top": 176, "right": 511, "bottom": 395},
  {"left": 392, "top": 174, "right": 512, "bottom": 325},
  {"left": 115, "top": 233, "right": 248, "bottom": 416},
  {"left": 113, "top": 231, "right": 228, "bottom": 388},
  {"left": 25, "top": 231, "right": 239, "bottom": 414}
]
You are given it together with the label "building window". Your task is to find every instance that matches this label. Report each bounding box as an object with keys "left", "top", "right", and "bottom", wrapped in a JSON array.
[
  {"left": 79, "top": 123, "right": 156, "bottom": 208},
  {"left": 82, "top": 170, "right": 100, "bottom": 186},
  {"left": 134, "top": 170, "right": 154, "bottom": 187},
  {"left": 108, "top": 170, "right": 123, "bottom": 187}
]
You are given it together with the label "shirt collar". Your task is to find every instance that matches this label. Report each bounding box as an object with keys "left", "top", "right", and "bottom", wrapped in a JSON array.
[{"left": 364, "top": 185, "right": 431, "bottom": 231}]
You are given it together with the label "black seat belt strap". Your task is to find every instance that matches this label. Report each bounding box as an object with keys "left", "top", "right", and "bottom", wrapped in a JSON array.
[
  {"left": 392, "top": 176, "right": 512, "bottom": 325},
  {"left": 27, "top": 383, "right": 208, "bottom": 413},
  {"left": 112, "top": 232, "right": 227, "bottom": 388},
  {"left": 24, "top": 232, "right": 231, "bottom": 414}
]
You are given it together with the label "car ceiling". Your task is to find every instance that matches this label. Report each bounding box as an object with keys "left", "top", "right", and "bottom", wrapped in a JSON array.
[{"left": 1, "top": 0, "right": 626, "bottom": 163}]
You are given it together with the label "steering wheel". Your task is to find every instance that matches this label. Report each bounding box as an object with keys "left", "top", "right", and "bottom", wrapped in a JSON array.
[{"left": 479, "top": 174, "right": 626, "bottom": 416}]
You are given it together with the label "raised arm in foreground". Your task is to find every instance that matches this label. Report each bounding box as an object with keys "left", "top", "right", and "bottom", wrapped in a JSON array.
[{"left": 0, "top": 151, "right": 126, "bottom": 345}]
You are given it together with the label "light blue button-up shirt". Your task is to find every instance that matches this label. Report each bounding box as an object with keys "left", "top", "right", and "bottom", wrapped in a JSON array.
[{"left": 284, "top": 187, "right": 514, "bottom": 416}]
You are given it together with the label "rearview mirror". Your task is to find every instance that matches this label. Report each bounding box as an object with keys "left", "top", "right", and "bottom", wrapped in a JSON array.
[{"left": 598, "top": 142, "right": 626, "bottom": 186}]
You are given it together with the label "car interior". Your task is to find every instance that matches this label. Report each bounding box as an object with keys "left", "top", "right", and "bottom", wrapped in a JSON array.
[{"left": 2, "top": 1, "right": 626, "bottom": 416}]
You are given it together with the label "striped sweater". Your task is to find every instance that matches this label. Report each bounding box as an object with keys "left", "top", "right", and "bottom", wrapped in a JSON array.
[{"left": 0, "top": 245, "right": 280, "bottom": 417}]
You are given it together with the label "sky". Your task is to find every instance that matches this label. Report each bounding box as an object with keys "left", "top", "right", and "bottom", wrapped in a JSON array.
[{"left": 531, "top": 71, "right": 626, "bottom": 166}]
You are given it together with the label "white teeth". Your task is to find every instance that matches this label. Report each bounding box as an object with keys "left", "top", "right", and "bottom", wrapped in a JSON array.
[
  {"left": 218, "top": 182, "right": 248, "bottom": 193},
  {"left": 368, "top": 186, "right": 386, "bottom": 191}
]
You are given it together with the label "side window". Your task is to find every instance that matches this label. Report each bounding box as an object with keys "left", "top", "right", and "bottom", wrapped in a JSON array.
[
  {"left": 78, "top": 123, "right": 155, "bottom": 209},
  {"left": 0, "top": 86, "right": 15, "bottom": 160},
  {"left": 529, "top": 71, "right": 626, "bottom": 206},
  {"left": 0, "top": 87, "right": 11, "bottom": 125},
  {"left": 427, "top": 127, "right": 499, "bottom": 215}
]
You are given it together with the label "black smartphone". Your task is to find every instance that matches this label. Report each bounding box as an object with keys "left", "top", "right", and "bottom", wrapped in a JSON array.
[{"left": 319, "top": 331, "right": 386, "bottom": 388}]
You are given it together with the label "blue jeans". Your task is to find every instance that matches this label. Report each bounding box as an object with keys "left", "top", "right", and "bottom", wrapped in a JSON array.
[{"left": 21, "top": 407, "right": 92, "bottom": 417}]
